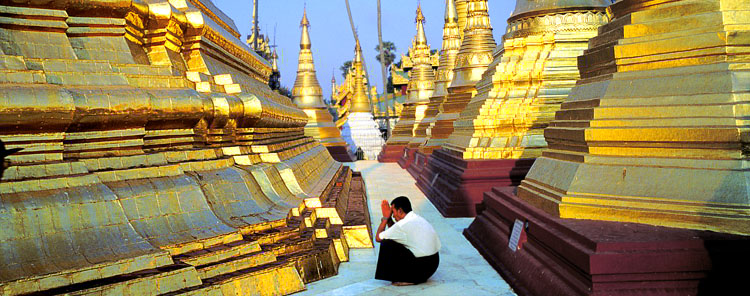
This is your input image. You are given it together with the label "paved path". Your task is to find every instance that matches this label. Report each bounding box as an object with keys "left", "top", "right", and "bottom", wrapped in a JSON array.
[{"left": 295, "top": 161, "right": 515, "bottom": 296}]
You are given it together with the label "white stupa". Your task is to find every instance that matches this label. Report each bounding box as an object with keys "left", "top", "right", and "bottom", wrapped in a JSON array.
[{"left": 344, "top": 40, "right": 384, "bottom": 160}]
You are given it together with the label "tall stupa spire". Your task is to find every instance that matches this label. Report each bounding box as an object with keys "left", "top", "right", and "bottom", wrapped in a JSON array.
[
  {"left": 292, "top": 9, "right": 354, "bottom": 161},
  {"left": 413, "top": 0, "right": 462, "bottom": 156},
  {"left": 350, "top": 40, "right": 370, "bottom": 113},
  {"left": 421, "top": 0, "right": 496, "bottom": 151},
  {"left": 340, "top": 39, "right": 386, "bottom": 160},
  {"left": 379, "top": 4, "right": 436, "bottom": 163},
  {"left": 292, "top": 7, "right": 324, "bottom": 109}
]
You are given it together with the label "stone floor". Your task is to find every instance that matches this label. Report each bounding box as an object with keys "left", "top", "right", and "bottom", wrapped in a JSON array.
[{"left": 295, "top": 161, "right": 516, "bottom": 296}]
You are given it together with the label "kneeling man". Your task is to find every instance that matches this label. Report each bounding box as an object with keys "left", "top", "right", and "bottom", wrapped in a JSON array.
[{"left": 375, "top": 196, "right": 440, "bottom": 285}]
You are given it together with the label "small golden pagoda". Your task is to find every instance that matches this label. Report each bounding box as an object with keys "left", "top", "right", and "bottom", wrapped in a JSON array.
[
  {"left": 341, "top": 40, "right": 386, "bottom": 160},
  {"left": 421, "top": 0, "right": 610, "bottom": 216},
  {"left": 292, "top": 9, "right": 354, "bottom": 162},
  {"left": 421, "top": 0, "right": 496, "bottom": 152},
  {"left": 379, "top": 5, "right": 436, "bottom": 163},
  {"left": 408, "top": 0, "right": 463, "bottom": 178},
  {"left": 350, "top": 41, "right": 372, "bottom": 114},
  {"left": 463, "top": 1, "right": 750, "bottom": 295}
]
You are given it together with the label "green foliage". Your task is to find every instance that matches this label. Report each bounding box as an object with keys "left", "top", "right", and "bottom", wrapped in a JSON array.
[
  {"left": 339, "top": 60, "right": 353, "bottom": 79},
  {"left": 277, "top": 85, "right": 293, "bottom": 98},
  {"left": 375, "top": 41, "right": 397, "bottom": 69}
]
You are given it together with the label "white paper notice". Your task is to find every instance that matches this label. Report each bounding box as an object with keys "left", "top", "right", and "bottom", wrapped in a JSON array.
[{"left": 508, "top": 219, "right": 525, "bottom": 252}]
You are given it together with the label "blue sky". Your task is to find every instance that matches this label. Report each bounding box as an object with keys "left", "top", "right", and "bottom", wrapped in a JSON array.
[{"left": 212, "top": 0, "right": 515, "bottom": 99}]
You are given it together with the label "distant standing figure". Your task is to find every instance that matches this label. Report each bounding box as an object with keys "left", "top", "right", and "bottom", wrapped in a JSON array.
[
  {"left": 356, "top": 147, "right": 365, "bottom": 160},
  {"left": 0, "top": 139, "right": 23, "bottom": 180},
  {"left": 375, "top": 196, "right": 440, "bottom": 286}
]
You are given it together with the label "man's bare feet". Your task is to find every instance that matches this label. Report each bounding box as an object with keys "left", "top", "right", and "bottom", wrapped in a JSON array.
[{"left": 392, "top": 282, "right": 415, "bottom": 286}]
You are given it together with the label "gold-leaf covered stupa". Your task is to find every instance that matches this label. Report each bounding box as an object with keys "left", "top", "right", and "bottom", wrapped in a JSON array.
[
  {"left": 340, "top": 40, "right": 385, "bottom": 160},
  {"left": 516, "top": 0, "right": 750, "bottom": 235},
  {"left": 420, "top": 0, "right": 610, "bottom": 217},
  {"left": 463, "top": 1, "right": 750, "bottom": 295},
  {"left": 408, "top": 0, "right": 463, "bottom": 178},
  {"left": 421, "top": 0, "right": 496, "bottom": 152},
  {"left": 379, "top": 5, "right": 436, "bottom": 163},
  {"left": 292, "top": 9, "right": 354, "bottom": 162},
  {"left": 0, "top": 1, "right": 372, "bottom": 295}
]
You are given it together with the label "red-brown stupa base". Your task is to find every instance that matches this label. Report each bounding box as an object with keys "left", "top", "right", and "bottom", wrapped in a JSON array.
[
  {"left": 405, "top": 150, "right": 429, "bottom": 180},
  {"left": 377, "top": 144, "right": 406, "bottom": 163},
  {"left": 397, "top": 147, "right": 416, "bottom": 170},
  {"left": 416, "top": 148, "right": 534, "bottom": 217},
  {"left": 325, "top": 145, "right": 355, "bottom": 162},
  {"left": 465, "top": 187, "right": 750, "bottom": 296}
]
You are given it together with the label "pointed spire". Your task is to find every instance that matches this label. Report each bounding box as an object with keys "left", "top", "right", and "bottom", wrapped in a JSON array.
[
  {"left": 449, "top": 0, "right": 496, "bottom": 90},
  {"left": 351, "top": 40, "right": 371, "bottom": 113},
  {"left": 415, "top": 4, "right": 427, "bottom": 45},
  {"left": 445, "top": 0, "right": 458, "bottom": 23},
  {"left": 300, "top": 7, "right": 310, "bottom": 27},
  {"left": 271, "top": 48, "right": 279, "bottom": 72},
  {"left": 292, "top": 9, "right": 325, "bottom": 109},
  {"left": 300, "top": 8, "right": 311, "bottom": 49},
  {"left": 407, "top": 3, "right": 435, "bottom": 105},
  {"left": 433, "top": 0, "right": 461, "bottom": 97}
]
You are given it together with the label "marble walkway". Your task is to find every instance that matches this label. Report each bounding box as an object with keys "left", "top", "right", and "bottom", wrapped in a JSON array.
[{"left": 295, "top": 161, "right": 516, "bottom": 296}]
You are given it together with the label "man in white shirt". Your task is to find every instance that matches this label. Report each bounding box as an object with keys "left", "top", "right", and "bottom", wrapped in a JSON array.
[{"left": 375, "top": 196, "right": 440, "bottom": 285}]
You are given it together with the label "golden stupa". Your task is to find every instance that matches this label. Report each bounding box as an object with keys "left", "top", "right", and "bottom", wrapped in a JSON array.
[
  {"left": 379, "top": 5, "right": 436, "bottom": 163},
  {"left": 0, "top": 1, "right": 372, "bottom": 295},
  {"left": 292, "top": 9, "right": 354, "bottom": 162},
  {"left": 408, "top": 0, "right": 463, "bottom": 178},
  {"left": 515, "top": 0, "right": 750, "bottom": 235},
  {"left": 421, "top": 0, "right": 610, "bottom": 216},
  {"left": 339, "top": 41, "right": 386, "bottom": 160},
  {"left": 462, "top": 1, "right": 750, "bottom": 295},
  {"left": 421, "top": 0, "right": 496, "bottom": 152}
]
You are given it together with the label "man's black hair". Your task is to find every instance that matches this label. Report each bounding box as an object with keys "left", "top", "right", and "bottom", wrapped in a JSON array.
[{"left": 390, "top": 196, "right": 412, "bottom": 214}]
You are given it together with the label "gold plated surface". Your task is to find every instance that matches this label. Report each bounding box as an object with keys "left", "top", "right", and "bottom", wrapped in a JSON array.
[
  {"left": 422, "top": 0, "right": 497, "bottom": 151},
  {"left": 414, "top": 0, "right": 462, "bottom": 153},
  {"left": 517, "top": 0, "right": 750, "bottom": 235},
  {"left": 0, "top": 0, "right": 369, "bottom": 294},
  {"left": 444, "top": 1, "right": 609, "bottom": 159},
  {"left": 350, "top": 40, "right": 371, "bottom": 113},
  {"left": 386, "top": 5, "right": 436, "bottom": 148},
  {"left": 291, "top": 9, "right": 349, "bottom": 152}
]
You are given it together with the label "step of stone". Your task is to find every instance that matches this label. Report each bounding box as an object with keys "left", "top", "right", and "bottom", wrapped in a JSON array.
[
  {"left": 172, "top": 240, "right": 261, "bottom": 267},
  {"left": 278, "top": 239, "right": 340, "bottom": 284},
  {"left": 193, "top": 250, "right": 277, "bottom": 280},
  {"left": 27, "top": 263, "right": 201, "bottom": 296},
  {"left": 342, "top": 172, "right": 374, "bottom": 248},
  {"left": 161, "top": 260, "right": 305, "bottom": 296}
]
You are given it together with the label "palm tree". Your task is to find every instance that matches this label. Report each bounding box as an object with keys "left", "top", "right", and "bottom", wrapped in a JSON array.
[
  {"left": 339, "top": 60, "right": 352, "bottom": 79},
  {"left": 374, "top": 41, "right": 397, "bottom": 69},
  {"left": 376, "top": 0, "right": 391, "bottom": 138}
]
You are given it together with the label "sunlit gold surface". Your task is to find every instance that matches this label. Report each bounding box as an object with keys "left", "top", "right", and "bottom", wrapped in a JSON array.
[
  {"left": 291, "top": 10, "right": 349, "bottom": 150},
  {"left": 517, "top": 0, "right": 750, "bottom": 235},
  {"left": 0, "top": 0, "right": 369, "bottom": 294},
  {"left": 422, "top": 0, "right": 496, "bottom": 151},
  {"left": 414, "top": 0, "right": 462, "bottom": 153},
  {"left": 386, "top": 5, "right": 435, "bottom": 148},
  {"left": 350, "top": 40, "right": 371, "bottom": 113},
  {"left": 444, "top": 1, "right": 609, "bottom": 159},
  {"left": 332, "top": 46, "right": 386, "bottom": 160}
]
